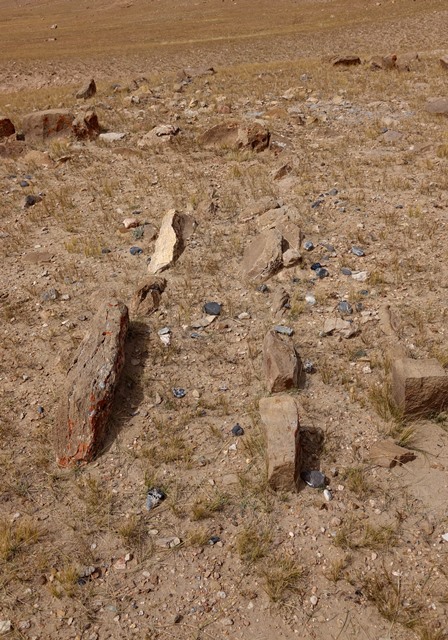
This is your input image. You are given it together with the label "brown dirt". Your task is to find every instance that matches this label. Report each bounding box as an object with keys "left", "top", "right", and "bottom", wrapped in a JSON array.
[{"left": 1, "top": 1, "right": 448, "bottom": 639}]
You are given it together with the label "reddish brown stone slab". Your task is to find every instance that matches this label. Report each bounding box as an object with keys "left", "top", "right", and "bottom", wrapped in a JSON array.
[
  {"left": 22, "top": 109, "right": 73, "bottom": 141},
  {"left": 56, "top": 300, "right": 129, "bottom": 467}
]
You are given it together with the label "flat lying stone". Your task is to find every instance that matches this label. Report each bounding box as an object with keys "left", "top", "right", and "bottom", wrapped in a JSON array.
[
  {"left": 391, "top": 358, "right": 448, "bottom": 418},
  {"left": 332, "top": 55, "right": 361, "bottom": 66},
  {"left": 368, "top": 439, "right": 416, "bottom": 468},
  {"left": 56, "top": 300, "right": 129, "bottom": 467},
  {"left": 259, "top": 395, "right": 301, "bottom": 490},
  {"left": 425, "top": 98, "right": 448, "bottom": 115}
]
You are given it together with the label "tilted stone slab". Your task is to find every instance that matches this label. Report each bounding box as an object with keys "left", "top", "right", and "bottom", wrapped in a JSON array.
[
  {"left": 56, "top": 300, "right": 129, "bottom": 467},
  {"left": 259, "top": 395, "right": 301, "bottom": 490}
]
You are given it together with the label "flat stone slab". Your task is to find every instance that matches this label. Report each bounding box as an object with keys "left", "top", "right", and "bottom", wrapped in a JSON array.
[
  {"left": 56, "top": 299, "right": 129, "bottom": 467},
  {"left": 259, "top": 395, "right": 301, "bottom": 490},
  {"left": 368, "top": 439, "right": 416, "bottom": 468},
  {"left": 391, "top": 358, "right": 448, "bottom": 418}
]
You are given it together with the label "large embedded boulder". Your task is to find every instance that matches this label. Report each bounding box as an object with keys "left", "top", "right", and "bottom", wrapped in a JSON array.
[{"left": 22, "top": 109, "right": 73, "bottom": 141}]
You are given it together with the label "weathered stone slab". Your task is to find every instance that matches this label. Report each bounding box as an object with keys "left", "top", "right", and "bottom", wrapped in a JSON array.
[
  {"left": 22, "top": 109, "right": 73, "bottom": 141},
  {"left": 241, "top": 229, "right": 283, "bottom": 282},
  {"left": 56, "top": 300, "right": 129, "bottom": 467},
  {"left": 259, "top": 395, "right": 301, "bottom": 490},
  {"left": 391, "top": 358, "right": 448, "bottom": 418},
  {"left": 148, "top": 210, "right": 194, "bottom": 274},
  {"left": 263, "top": 329, "right": 300, "bottom": 393},
  {"left": 0, "top": 117, "right": 15, "bottom": 138},
  {"left": 130, "top": 277, "right": 166, "bottom": 316},
  {"left": 368, "top": 439, "right": 416, "bottom": 468}
]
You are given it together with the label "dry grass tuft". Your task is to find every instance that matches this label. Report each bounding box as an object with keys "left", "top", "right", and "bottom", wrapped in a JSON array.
[
  {"left": 259, "top": 554, "right": 304, "bottom": 602},
  {"left": 236, "top": 523, "right": 272, "bottom": 563}
]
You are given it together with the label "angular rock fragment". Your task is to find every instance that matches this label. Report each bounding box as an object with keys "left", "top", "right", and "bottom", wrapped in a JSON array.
[
  {"left": 76, "top": 78, "right": 97, "bottom": 99},
  {"left": 148, "top": 210, "right": 194, "bottom": 274},
  {"left": 56, "top": 300, "right": 129, "bottom": 467},
  {"left": 262, "top": 329, "right": 301, "bottom": 393},
  {"left": 440, "top": 56, "right": 448, "bottom": 70},
  {"left": 200, "top": 121, "right": 270, "bottom": 152},
  {"left": 241, "top": 229, "right": 283, "bottom": 282},
  {"left": 391, "top": 358, "right": 448, "bottom": 418},
  {"left": 72, "top": 110, "right": 101, "bottom": 139},
  {"left": 259, "top": 395, "right": 301, "bottom": 490},
  {"left": 368, "top": 439, "right": 416, "bottom": 468},
  {"left": 130, "top": 277, "right": 166, "bottom": 316},
  {"left": 0, "top": 117, "right": 15, "bottom": 138},
  {"left": 332, "top": 55, "right": 361, "bottom": 66},
  {"left": 370, "top": 54, "right": 397, "bottom": 70},
  {"left": 22, "top": 109, "right": 73, "bottom": 141},
  {"left": 138, "top": 124, "right": 180, "bottom": 147}
]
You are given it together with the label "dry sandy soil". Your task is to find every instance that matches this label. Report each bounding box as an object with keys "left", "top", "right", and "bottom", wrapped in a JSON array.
[{"left": 1, "top": 0, "right": 448, "bottom": 639}]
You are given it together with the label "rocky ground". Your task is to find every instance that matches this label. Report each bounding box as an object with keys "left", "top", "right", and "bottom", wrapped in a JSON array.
[{"left": 1, "top": 1, "right": 448, "bottom": 639}]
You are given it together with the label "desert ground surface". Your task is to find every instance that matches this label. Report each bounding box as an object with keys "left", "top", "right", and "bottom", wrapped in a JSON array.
[{"left": 1, "top": 0, "right": 448, "bottom": 639}]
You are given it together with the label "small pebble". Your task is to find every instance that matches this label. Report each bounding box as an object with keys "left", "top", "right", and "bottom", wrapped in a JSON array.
[
  {"left": 146, "top": 487, "right": 166, "bottom": 511},
  {"left": 338, "top": 300, "right": 353, "bottom": 315},
  {"left": 208, "top": 536, "right": 221, "bottom": 545},
  {"left": 323, "top": 489, "right": 333, "bottom": 502},
  {"left": 203, "top": 301, "right": 221, "bottom": 316},
  {"left": 301, "top": 470, "right": 326, "bottom": 488},
  {"left": 257, "top": 284, "right": 269, "bottom": 293},
  {"left": 129, "top": 246, "right": 143, "bottom": 255},
  {"left": 190, "top": 332, "right": 201, "bottom": 339},
  {"left": 305, "top": 294, "right": 316, "bottom": 305},
  {"left": 303, "top": 359, "right": 314, "bottom": 373},
  {"left": 442, "top": 533, "right": 448, "bottom": 542},
  {"left": 310, "top": 262, "right": 322, "bottom": 271},
  {"left": 158, "top": 327, "right": 171, "bottom": 335},
  {"left": 303, "top": 240, "right": 314, "bottom": 251},
  {"left": 172, "top": 388, "right": 186, "bottom": 398},
  {"left": 20, "top": 180, "right": 29, "bottom": 187},
  {"left": 101, "top": 248, "right": 111, "bottom": 254},
  {"left": 24, "top": 194, "right": 41, "bottom": 208},
  {"left": 310, "top": 595, "right": 318, "bottom": 606},
  {"left": 341, "top": 267, "right": 352, "bottom": 276},
  {"left": 274, "top": 325, "right": 294, "bottom": 336},
  {"left": 37, "top": 405, "right": 44, "bottom": 415},
  {"left": 315, "top": 267, "right": 329, "bottom": 279},
  {"left": 351, "top": 246, "right": 365, "bottom": 257},
  {"left": 231, "top": 423, "right": 244, "bottom": 436}
]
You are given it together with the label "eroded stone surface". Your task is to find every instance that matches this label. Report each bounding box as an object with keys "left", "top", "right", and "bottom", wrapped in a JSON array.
[
  {"left": 22, "top": 109, "right": 73, "bottom": 141},
  {"left": 56, "top": 300, "right": 129, "bottom": 467},
  {"left": 391, "top": 358, "right": 448, "bottom": 417},
  {"left": 259, "top": 395, "right": 301, "bottom": 490},
  {"left": 262, "top": 329, "right": 300, "bottom": 392}
]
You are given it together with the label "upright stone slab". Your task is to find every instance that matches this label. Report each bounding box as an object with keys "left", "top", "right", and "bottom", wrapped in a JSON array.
[
  {"left": 148, "top": 210, "right": 192, "bottom": 274},
  {"left": 22, "top": 109, "right": 73, "bottom": 141},
  {"left": 391, "top": 358, "right": 448, "bottom": 418},
  {"left": 259, "top": 395, "right": 301, "bottom": 490},
  {"left": 56, "top": 300, "right": 129, "bottom": 467},
  {"left": 262, "top": 330, "right": 300, "bottom": 392},
  {"left": 76, "top": 78, "right": 97, "bottom": 99}
]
